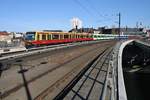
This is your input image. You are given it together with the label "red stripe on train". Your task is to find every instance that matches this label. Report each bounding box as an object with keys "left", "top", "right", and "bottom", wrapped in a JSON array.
[{"left": 31, "top": 38, "right": 93, "bottom": 45}]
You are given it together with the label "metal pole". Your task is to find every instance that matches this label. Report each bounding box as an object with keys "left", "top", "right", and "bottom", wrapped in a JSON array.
[{"left": 119, "top": 12, "right": 121, "bottom": 36}]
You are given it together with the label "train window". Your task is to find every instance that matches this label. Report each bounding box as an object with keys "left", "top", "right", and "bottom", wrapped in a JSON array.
[
  {"left": 25, "top": 32, "right": 35, "bottom": 40},
  {"left": 76, "top": 35, "right": 78, "bottom": 38},
  {"left": 52, "top": 34, "right": 59, "bottom": 39},
  {"left": 78, "top": 35, "right": 80, "bottom": 38},
  {"left": 69, "top": 35, "right": 72, "bottom": 39},
  {"left": 48, "top": 34, "right": 52, "bottom": 40},
  {"left": 75, "top": 35, "right": 77, "bottom": 38},
  {"left": 37, "top": 34, "right": 40, "bottom": 40},
  {"left": 81, "top": 35, "right": 84, "bottom": 38},
  {"left": 42, "top": 34, "right": 46, "bottom": 40},
  {"left": 94, "top": 35, "right": 97, "bottom": 38},
  {"left": 64, "top": 34, "right": 69, "bottom": 39}
]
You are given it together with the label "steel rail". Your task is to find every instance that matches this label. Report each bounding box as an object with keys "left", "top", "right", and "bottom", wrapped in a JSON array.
[{"left": 0, "top": 40, "right": 108, "bottom": 61}]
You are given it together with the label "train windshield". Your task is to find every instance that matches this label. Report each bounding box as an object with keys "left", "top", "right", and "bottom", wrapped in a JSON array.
[{"left": 25, "top": 32, "right": 35, "bottom": 40}]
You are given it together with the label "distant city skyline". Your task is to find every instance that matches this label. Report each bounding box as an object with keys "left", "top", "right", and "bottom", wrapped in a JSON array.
[{"left": 0, "top": 0, "right": 150, "bottom": 32}]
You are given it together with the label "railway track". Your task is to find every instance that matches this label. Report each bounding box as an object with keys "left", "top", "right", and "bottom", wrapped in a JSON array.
[
  {"left": 0, "top": 41, "right": 106, "bottom": 70},
  {"left": 0, "top": 41, "right": 103, "bottom": 59},
  {"left": 34, "top": 46, "right": 113, "bottom": 100},
  {"left": 0, "top": 41, "right": 116, "bottom": 100},
  {"left": 57, "top": 47, "right": 113, "bottom": 100}
]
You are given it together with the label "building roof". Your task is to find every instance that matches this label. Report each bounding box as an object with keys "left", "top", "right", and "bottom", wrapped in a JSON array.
[{"left": 0, "top": 32, "right": 9, "bottom": 35}]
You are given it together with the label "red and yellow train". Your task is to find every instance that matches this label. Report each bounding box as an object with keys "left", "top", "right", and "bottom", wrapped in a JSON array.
[
  {"left": 24, "top": 31, "right": 143, "bottom": 48},
  {"left": 25, "top": 31, "right": 93, "bottom": 47}
]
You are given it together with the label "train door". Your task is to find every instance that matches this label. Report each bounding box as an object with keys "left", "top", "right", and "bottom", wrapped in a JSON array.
[
  {"left": 75, "top": 34, "right": 78, "bottom": 38},
  {"left": 48, "top": 33, "right": 52, "bottom": 40},
  {"left": 37, "top": 34, "right": 40, "bottom": 40},
  {"left": 42, "top": 34, "right": 47, "bottom": 40},
  {"left": 60, "top": 33, "right": 64, "bottom": 40},
  {"left": 36, "top": 32, "right": 42, "bottom": 40}
]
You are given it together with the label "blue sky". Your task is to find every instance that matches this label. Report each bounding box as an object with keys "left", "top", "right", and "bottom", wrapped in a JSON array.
[{"left": 0, "top": 0, "right": 150, "bottom": 32}]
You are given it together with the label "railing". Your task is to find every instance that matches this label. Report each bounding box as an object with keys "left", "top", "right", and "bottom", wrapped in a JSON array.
[
  {"left": 112, "top": 42, "right": 122, "bottom": 100},
  {"left": 101, "top": 42, "right": 121, "bottom": 100}
]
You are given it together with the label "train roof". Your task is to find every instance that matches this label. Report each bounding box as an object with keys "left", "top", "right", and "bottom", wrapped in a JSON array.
[
  {"left": 26, "top": 31, "right": 90, "bottom": 35},
  {"left": 92, "top": 34, "right": 128, "bottom": 36}
]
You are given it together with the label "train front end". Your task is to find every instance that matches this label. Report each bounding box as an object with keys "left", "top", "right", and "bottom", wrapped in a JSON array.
[{"left": 25, "top": 32, "right": 36, "bottom": 48}]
